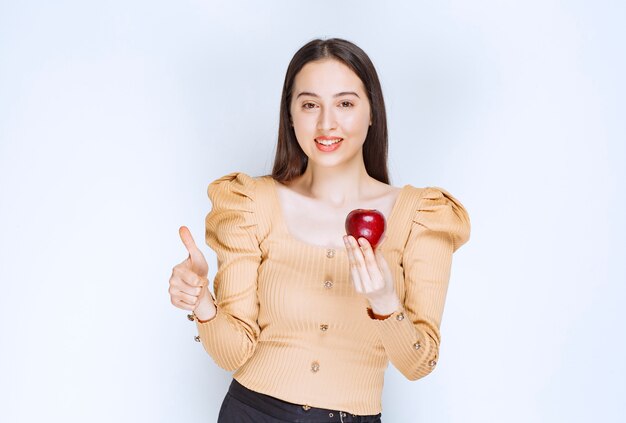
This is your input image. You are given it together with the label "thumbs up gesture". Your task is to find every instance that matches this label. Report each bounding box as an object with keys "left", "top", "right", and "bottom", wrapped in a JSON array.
[{"left": 168, "top": 226, "right": 216, "bottom": 322}]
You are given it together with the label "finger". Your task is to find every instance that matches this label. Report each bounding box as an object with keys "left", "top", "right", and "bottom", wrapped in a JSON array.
[
  {"left": 169, "top": 275, "right": 202, "bottom": 298},
  {"left": 173, "top": 291, "right": 198, "bottom": 306},
  {"left": 358, "top": 237, "right": 385, "bottom": 290},
  {"left": 344, "top": 236, "right": 364, "bottom": 293},
  {"left": 350, "top": 268, "right": 363, "bottom": 293},
  {"left": 173, "top": 278, "right": 202, "bottom": 297},
  {"left": 350, "top": 264, "right": 363, "bottom": 294},
  {"left": 179, "top": 226, "right": 198, "bottom": 253},
  {"left": 171, "top": 297, "right": 195, "bottom": 311},
  {"left": 348, "top": 236, "right": 372, "bottom": 292},
  {"left": 173, "top": 267, "right": 205, "bottom": 288},
  {"left": 179, "top": 225, "right": 205, "bottom": 265},
  {"left": 375, "top": 250, "right": 392, "bottom": 278}
]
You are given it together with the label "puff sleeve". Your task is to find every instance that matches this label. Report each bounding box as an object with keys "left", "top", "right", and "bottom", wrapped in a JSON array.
[
  {"left": 372, "top": 186, "right": 471, "bottom": 381},
  {"left": 195, "top": 172, "right": 262, "bottom": 371}
]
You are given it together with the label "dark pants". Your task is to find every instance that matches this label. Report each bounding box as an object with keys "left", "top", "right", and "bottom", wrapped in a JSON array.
[{"left": 217, "top": 378, "right": 383, "bottom": 423}]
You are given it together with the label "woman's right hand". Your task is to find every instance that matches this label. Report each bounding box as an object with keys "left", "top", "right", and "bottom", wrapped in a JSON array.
[{"left": 168, "top": 226, "right": 217, "bottom": 321}]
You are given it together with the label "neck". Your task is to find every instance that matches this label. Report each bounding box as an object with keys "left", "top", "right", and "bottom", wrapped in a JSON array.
[{"left": 295, "top": 157, "right": 373, "bottom": 206}]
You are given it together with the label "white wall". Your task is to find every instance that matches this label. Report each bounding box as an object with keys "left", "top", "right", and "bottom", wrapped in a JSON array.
[{"left": 1, "top": 1, "right": 624, "bottom": 422}]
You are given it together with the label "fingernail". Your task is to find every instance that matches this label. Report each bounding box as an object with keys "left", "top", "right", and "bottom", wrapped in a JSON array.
[{"left": 358, "top": 238, "right": 367, "bottom": 246}]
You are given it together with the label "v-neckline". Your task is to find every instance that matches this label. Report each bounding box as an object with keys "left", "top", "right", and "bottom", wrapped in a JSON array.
[{"left": 266, "top": 176, "right": 410, "bottom": 253}]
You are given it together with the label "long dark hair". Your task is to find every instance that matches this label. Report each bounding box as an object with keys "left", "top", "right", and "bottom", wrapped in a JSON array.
[{"left": 271, "top": 38, "right": 390, "bottom": 184}]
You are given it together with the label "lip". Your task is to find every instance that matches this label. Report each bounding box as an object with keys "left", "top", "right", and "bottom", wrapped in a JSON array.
[
  {"left": 315, "top": 136, "right": 343, "bottom": 141},
  {"left": 314, "top": 138, "right": 343, "bottom": 152}
]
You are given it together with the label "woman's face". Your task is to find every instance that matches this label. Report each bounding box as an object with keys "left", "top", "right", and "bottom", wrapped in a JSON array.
[{"left": 289, "top": 59, "right": 371, "bottom": 170}]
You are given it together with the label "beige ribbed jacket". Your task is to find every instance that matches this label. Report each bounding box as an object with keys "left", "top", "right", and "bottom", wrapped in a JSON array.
[{"left": 195, "top": 172, "right": 471, "bottom": 415}]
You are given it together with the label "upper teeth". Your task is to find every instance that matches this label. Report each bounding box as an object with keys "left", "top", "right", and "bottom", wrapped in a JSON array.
[{"left": 317, "top": 139, "right": 342, "bottom": 146}]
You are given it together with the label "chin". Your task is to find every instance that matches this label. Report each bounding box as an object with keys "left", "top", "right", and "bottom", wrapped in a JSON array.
[{"left": 309, "top": 153, "right": 361, "bottom": 169}]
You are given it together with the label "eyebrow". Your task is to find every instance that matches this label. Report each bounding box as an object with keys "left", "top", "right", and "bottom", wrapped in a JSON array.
[{"left": 295, "top": 91, "right": 361, "bottom": 99}]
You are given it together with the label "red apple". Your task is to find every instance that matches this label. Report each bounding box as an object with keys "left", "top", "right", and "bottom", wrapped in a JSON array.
[{"left": 345, "top": 209, "right": 386, "bottom": 249}]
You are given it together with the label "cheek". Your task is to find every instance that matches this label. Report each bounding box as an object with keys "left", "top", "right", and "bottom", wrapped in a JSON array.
[
  {"left": 292, "top": 113, "right": 309, "bottom": 128},
  {"left": 291, "top": 113, "right": 317, "bottom": 141},
  {"left": 291, "top": 117, "right": 313, "bottom": 150},
  {"left": 342, "top": 111, "right": 371, "bottom": 134}
]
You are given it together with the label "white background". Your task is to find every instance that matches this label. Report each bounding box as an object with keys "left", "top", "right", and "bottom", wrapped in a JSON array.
[{"left": 1, "top": 1, "right": 624, "bottom": 422}]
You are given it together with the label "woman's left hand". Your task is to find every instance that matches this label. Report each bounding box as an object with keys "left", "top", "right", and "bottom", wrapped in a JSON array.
[{"left": 343, "top": 235, "right": 401, "bottom": 315}]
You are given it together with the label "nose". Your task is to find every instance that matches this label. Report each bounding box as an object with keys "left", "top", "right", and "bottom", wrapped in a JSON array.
[{"left": 316, "top": 106, "right": 337, "bottom": 131}]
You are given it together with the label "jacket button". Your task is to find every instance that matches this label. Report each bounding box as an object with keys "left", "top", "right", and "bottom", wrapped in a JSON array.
[
  {"left": 323, "top": 280, "right": 333, "bottom": 289},
  {"left": 194, "top": 336, "right": 201, "bottom": 342},
  {"left": 396, "top": 312, "right": 405, "bottom": 321},
  {"left": 429, "top": 359, "right": 437, "bottom": 367},
  {"left": 413, "top": 341, "right": 421, "bottom": 350},
  {"left": 320, "top": 324, "right": 328, "bottom": 331},
  {"left": 326, "top": 249, "right": 336, "bottom": 258},
  {"left": 311, "top": 361, "right": 320, "bottom": 372}
]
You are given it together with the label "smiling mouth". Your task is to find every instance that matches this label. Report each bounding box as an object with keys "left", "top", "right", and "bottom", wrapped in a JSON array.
[{"left": 315, "top": 138, "right": 343, "bottom": 146}]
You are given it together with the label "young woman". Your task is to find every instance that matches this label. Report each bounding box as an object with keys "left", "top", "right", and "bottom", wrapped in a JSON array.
[{"left": 168, "top": 38, "right": 471, "bottom": 423}]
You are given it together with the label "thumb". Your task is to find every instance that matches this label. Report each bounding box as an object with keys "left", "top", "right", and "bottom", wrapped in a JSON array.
[{"left": 179, "top": 226, "right": 208, "bottom": 276}]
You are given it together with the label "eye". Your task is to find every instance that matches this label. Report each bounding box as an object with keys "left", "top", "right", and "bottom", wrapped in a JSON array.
[
  {"left": 339, "top": 101, "right": 354, "bottom": 108},
  {"left": 302, "top": 102, "right": 317, "bottom": 110}
]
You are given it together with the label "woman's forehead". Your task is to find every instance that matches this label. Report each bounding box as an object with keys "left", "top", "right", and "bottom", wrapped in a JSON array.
[{"left": 293, "top": 59, "right": 366, "bottom": 96}]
